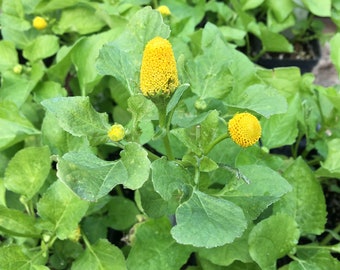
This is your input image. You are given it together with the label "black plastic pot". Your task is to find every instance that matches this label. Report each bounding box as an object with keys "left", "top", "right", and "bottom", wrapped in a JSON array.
[{"left": 252, "top": 37, "right": 321, "bottom": 74}]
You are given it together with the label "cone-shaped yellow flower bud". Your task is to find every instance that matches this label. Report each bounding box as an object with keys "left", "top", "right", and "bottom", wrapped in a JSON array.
[
  {"left": 140, "top": 36, "right": 179, "bottom": 97},
  {"left": 157, "top": 5, "right": 171, "bottom": 16},
  {"left": 32, "top": 16, "right": 48, "bottom": 30},
  {"left": 228, "top": 112, "right": 261, "bottom": 147},
  {"left": 108, "top": 124, "right": 125, "bottom": 142}
]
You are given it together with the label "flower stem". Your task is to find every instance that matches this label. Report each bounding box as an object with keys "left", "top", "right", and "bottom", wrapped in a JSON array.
[
  {"left": 204, "top": 132, "right": 229, "bottom": 155},
  {"left": 320, "top": 223, "right": 340, "bottom": 246}
]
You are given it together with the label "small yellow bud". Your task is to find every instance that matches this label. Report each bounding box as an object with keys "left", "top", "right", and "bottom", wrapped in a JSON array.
[
  {"left": 157, "top": 5, "right": 171, "bottom": 16},
  {"left": 228, "top": 112, "right": 261, "bottom": 147},
  {"left": 32, "top": 16, "right": 47, "bottom": 30},
  {"left": 140, "top": 36, "right": 179, "bottom": 97},
  {"left": 13, "top": 64, "right": 22, "bottom": 74},
  {"left": 108, "top": 124, "right": 125, "bottom": 142}
]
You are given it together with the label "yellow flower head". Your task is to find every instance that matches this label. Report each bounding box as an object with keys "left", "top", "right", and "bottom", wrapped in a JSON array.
[
  {"left": 108, "top": 124, "right": 125, "bottom": 142},
  {"left": 140, "top": 36, "right": 179, "bottom": 97},
  {"left": 32, "top": 16, "right": 47, "bottom": 30},
  {"left": 157, "top": 5, "right": 171, "bottom": 16},
  {"left": 228, "top": 112, "right": 261, "bottom": 147}
]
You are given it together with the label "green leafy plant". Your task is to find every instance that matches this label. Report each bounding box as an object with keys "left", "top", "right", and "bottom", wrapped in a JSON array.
[{"left": 0, "top": 1, "right": 340, "bottom": 269}]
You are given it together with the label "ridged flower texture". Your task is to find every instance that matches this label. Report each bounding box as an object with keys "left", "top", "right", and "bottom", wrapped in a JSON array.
[
  {"left": 140, "top": 36, "right": 179, "bottom": 97},
  {"left": 32, "top": 16, "right": 48, "bottom": 30},
  {"left": 228, "top": 112, "right": 261, "bottom": 147},
  {"left": 107, "top": 124, "right": 125, "bottom": 142}
]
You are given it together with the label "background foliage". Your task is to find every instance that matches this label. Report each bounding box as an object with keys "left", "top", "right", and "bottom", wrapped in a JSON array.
[{"left": 0, "top": 0, "right": 340, "bottom": 269}]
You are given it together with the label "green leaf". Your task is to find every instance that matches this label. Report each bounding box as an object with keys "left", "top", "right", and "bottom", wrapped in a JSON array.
[
  {"left": 4, "top": 146, "right": 51, "bottom": 199},
  {"left": 260, "top": 94, "right": 299, "bottom": 149},
  {"left": 0, "top": 101, "right": 39, "bottom": 151},
  {"left": 289, "top": 248, "right": 340, "bottom": 270},
  {"left": 53, "top": 6, "right": 106, "bottom": 35},
  {"left": 316, "top": 138, "right": 340, "bottom": 178},
  {"left": 166, "top": 83, "right": 190, "bottom": 114},
  {"left": 96, "top": 6, "right": 170, "bottom": 95},
  {"left": 127, "top": 218, "right": 191, "bottom": 270},
  {"left": 23, "top": 35, "right": 59, "bottom": 62},
  {"left": 330, "top": 33, "right": 340, "bottom": 82},
  {"left": 223, "top": 164, "right": 292, "bottom": 220},
  {"left": 0, "top": 245, "right": 48, "bottom": 270},
  {"left": 198, "top": 225, "right": 254, "bottom": 266},
  {"left": 37, "top": 181, "right": 89, "bottom": 240},
  {"left": 259, "top": 24, "right": 293, "bottom": 53},
  {"left": 151, "top": 157, "right": 191, "bottom": 201},
  {"left": 240, "top": 0, "right": 265, "bottom": 10},
  {"left": 248, "top": 214, "right": 299, "bottom": 270},
  {"left": 56, "top": 143, "right": 149, "bottom": 201},
  {"left": 105, "top": 196, "right": 139, "bottom": 230},
  {"left": 0, "top": 205, "right": 41, "bottom": 237},
  {"left": 56, "top": 151, "right": 126, "bottom": 202},
  {"left": 1, "top": 62, "right": 44, "bottom": 107},
  {"left": 137, "top": 180, "right": 180, "bottom": 218},
  {"left": 274, "top": 157, "right": 327, "bottom": 235},
  {"left": 41, "top": 96, "right": 110, "bottom": 146},
  {"left": 41, "top": 112, "right": 90, "bottom": 156},
  {"left": 186, "top": 33, "right": 233, "bottom": 99},
  {"left": 72, "top": 239, "right": 126, "bottom": 270},
  {"left": 267, "top": 0, "right": 293, "bottom": 22},
  {"left": 227, "top": 84, "right": 287, "bottom": 118},
  {"left": 119, "top": 142, "right": 151, "bottom": 190},
  {"left": 33, "top": 81, "right": 67, "bottom": 103},
  {"left": 301, "top": 0, "right": 331, "bottom": 17},
  {"left": 171, "top": 190, "right": 247, "bottom": 248},
  {"left": 71, "top": 29, "right": 124, "bottom": 95},
  {"left": 171, "top": 110, "right": 220, "bottom": 155},
  {"left": 256, "top": 67, "right": 301, "bottom": 98},
  {"left": 0, "top": 40, "right": 18, "bottom": 72}
]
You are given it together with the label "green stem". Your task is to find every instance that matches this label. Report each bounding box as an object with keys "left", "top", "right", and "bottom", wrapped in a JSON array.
[
  {"left": 320, "top": 223, "right": 340, "bottom": 246},
  {"left": 204, "top": 132, "right": 229, "bottom": 155},
  {"left": 157, "top": 101, "right": 174, "bottom": 160}
]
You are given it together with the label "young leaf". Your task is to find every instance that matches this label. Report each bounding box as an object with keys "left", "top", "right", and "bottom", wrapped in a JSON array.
[
  {"left": 248, "top": 214, "right": 299, "bottom": 270},
  {"left": 4, "top": 146, "right": 51, "bottom": 199},
  {"left": 151, "top": 157, "right": 191, "bottom": 201},
  {"left": 37, "top": 181, "right": 89, "bottom": 240},
  {"left": 119, "top": 142, "right": 151, "bottom": 190},
  {"left": 72, "top": 239, "right": 126, "bottom": 270},
  {"left": 316, "top": 138, "right": 340, "bottom": 179},
  {"left": 273, "top": 157, "right": 327, "bottom": 235},
  {"left": 171, "top": 110, "right": 220, "bottom": 155},
  {"left": 23, "top": 35, "right": 59, "bottom": 62},
  {"left": 0, "top": 101, "right": 39, "bottom": 151},
  {"left": 41, "top": 96, "right": 110, "bottom": 146},
  {"left": 127, "top": 218, "right": 192, "bottom": 270},
  {"left": 171, "top": 190, "right": 247, "bottom": 248},
  {"left": 222, "top": 164, "right": 292, "bottom": 220},
  {"left": 260, "top": 94, "right": 300, "bottom": 149},
  {"left": 0, "top": 205, "right": 41, "bottom": 237}
]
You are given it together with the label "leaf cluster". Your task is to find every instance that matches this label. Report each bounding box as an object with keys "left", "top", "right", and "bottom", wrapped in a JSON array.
[{"left": 0, "top": 1, "right": 340, "bottom": 269}]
